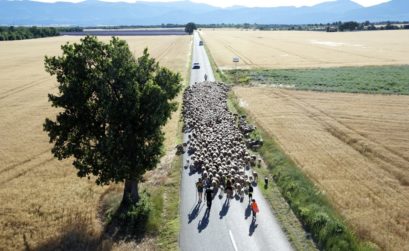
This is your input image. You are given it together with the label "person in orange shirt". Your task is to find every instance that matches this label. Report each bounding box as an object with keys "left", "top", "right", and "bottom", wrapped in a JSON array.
[{"left": 251, "top": 199, "right": 259, "bottom": 219}]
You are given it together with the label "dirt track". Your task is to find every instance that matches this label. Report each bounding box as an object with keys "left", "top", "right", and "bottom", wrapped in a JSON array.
[{"left": 234, "top": 86, "right": 409, "bottom": 250}]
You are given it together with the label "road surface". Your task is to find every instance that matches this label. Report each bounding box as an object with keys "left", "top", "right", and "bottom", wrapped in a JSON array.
[{"left": 179, "top": 31, "right": 293, "bottom": 251}]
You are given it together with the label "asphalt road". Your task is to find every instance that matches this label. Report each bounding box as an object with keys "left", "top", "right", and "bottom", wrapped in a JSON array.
[{"left": 179, "top": 31, "right": 293, "bottom": 251}]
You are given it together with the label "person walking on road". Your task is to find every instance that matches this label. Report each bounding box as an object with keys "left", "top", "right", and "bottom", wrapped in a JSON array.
[
  {"left": 248, "top": 184, "right": 253, "bottom": 202},
  {"left": 196, "top": 178, "right": 204, "bottom": 203},
  {"left": 205, "top": 187, "right": 213, "bottom": 209},
  {"left": 251, "top": 199, "right": 259, "bottom": 219},
  {"left": 204, "top": 73, "right": 208, "bottom": 81},
  {"left": 226, "top": 179, "right": 233, "bottom": 199}
]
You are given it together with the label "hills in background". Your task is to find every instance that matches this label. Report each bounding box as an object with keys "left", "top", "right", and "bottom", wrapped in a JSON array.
[{"left": 0, "top": 0, "right": 408, "bottom": 26}]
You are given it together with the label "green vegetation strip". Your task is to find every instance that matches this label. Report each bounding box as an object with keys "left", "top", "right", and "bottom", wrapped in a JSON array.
[
  {"left": 156, "top": 156, "right": 182, "bottom": 250},
  {"left": 156, "top": 45, "right": 192, "bottom": 250},
  {"left": 0, "top": 26, "right": 81, "bottom": 41},
  {"left": 228, "top": 92, "right": 374, "bottom": 251},
  {"left": 225, "top": 65, "right": 409, "bottom": 95}
]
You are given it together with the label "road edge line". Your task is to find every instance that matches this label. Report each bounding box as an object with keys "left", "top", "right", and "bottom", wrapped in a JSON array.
[{"left": 229, "top": 230, "right": 239, "bottom": 251}]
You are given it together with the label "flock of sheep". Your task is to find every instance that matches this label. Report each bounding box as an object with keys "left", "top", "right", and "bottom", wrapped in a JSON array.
[{"left": 181, "top": 81, "right": 261, "bottom": 198}]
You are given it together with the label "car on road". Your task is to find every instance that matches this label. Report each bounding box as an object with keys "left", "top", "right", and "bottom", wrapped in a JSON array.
[
  {"left": 199, "top": 41, "right": 204, "bottom": 46},
  {"left": 192, "top": 63, "right": 200, "bottom": 69}
]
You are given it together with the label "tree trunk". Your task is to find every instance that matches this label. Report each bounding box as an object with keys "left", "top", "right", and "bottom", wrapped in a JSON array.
[{"left": 121, "top": 178, "right": 139, "bottom": 208}]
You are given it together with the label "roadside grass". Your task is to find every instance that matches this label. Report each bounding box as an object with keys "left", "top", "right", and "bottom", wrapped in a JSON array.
[
  {"left": 157, "top": 152, "right": 182, "bottom": 250},
  {"left": 224, "top": 65, "right": 409, "bottom": 95},
  {"left": 150, "top": 34, "right": 192, "bottom": 251},
  {"left": 228, "top": 92, "right": 375, "bottom": 251},
  {"left": 155, "top": 108, "right": 184, "bottom": 251},
  {"left": 154, "top": 36, "right": 193, "bottom": 251}
]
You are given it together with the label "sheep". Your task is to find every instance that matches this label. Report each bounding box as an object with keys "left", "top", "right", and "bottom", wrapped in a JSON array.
[{"left": 182, "top": 82, "right": 262, "bottom": 203}]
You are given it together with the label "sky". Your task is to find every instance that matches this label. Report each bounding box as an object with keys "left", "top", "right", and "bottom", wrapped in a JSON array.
[{"left": 31, "top": 0, "right": 391, "bottom": 8}]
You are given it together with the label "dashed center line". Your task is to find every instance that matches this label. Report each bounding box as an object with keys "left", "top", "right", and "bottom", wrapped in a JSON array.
[{"left": 229, "top": 230, "right": 239, "bottom": 251}]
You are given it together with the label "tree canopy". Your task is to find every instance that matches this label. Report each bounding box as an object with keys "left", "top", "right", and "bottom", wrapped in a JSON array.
[
  {"left": 0, "top": 26, "right": 59, "bottom": 41},
  {"left": 44, "top": 36, "right": 182, "bottom": 205},
  {"left": 185, "top": 22, "right": 197, "bottom": 34}
]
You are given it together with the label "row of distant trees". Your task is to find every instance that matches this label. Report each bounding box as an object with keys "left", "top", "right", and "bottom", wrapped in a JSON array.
[
  {"left": 199, "top": 21, "right": 409, "bottom": 32},
  {"left": 0, "top": 26, "right": 82, "bottom": 41},
  {"left": 327, "top": 21, "right": 409, "bottom": 32},
  {"left": 1, "top": 21, "right": 407, "bottom": 41},
  {"left": 91, "top": 21, "right": 409, "bottom": 32}
]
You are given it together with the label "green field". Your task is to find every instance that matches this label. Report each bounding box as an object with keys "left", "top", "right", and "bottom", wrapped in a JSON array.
[{"left": 225, "top": 65, "right": 409, "bottom": 95}]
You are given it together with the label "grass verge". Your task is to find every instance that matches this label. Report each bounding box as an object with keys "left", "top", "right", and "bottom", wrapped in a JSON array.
[
  {"left": 147, "top": 35, "right": 192, "bottom": 250},
  {"left": 224, "top": 65, "right": 409, "bottom": 94},
  {"left": 149, "top": 35, "right": 191, "bottom": 250},
  {"left": 156, "top": 117, "right": 183, "bottom": 250},
  {"left": 229, "top": 92, "right": 375, "bottom": 251}
]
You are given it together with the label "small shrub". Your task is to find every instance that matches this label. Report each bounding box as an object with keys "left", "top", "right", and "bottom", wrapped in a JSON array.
[
  {"left": 104, "top": 191, "right": 152, "bottom": 239},
  {"left": 125, "top": 194, "right": 151, "bottom": 224}
]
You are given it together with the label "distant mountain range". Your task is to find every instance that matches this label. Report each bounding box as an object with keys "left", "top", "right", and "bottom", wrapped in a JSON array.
[{"left": 0, "top": 0, "right": 408, "bottom": 26}]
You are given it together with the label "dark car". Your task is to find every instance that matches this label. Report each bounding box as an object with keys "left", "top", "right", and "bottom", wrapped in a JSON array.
[
  {"left": 192, "top": 63, "right": 200, "bottom": 69},
  {"left": 199, "top": 41, "right": 204, "bottom": 46}
]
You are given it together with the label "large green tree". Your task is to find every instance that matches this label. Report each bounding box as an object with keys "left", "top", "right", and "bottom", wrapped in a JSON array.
[
  {"left": 44, "top": 36, "right": 182, "bottom": 207},
  {"left": 185, "top": 22, "right": 197, "bottom": 35}
]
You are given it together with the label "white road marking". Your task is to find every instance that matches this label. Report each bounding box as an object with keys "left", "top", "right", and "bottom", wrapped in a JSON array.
[{"left": 229, "top": 230, "right": 239, "bottom": 251}]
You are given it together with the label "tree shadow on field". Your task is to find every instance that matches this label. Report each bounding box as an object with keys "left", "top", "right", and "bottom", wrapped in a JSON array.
[
  {"left": 31, "top": 215, "right": 113, "bottom": 251},
  {"left": 103, "top": 204, "right": 150, "bottom": 242},
  {"left": 33, "top": 190, "right": 151, "bottom": 251}
]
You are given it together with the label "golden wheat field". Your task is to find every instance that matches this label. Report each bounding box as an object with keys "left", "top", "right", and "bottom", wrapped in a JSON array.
[
  {"left": 201, "top": 29, "right": 409, "bottom": 69},
  {"left": 234, "top": 86, "right": 409, "bottom": 250},
  {"left": 0, "top": 35, "right": 191, "bottom": 250}
]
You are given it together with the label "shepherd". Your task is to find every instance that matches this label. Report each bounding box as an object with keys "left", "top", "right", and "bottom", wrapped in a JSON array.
[
  {"left": 205, "top": 187, "right": 213, "bottom": 210},
  {"left": 248, "top": 184, "right": 253, "bottom": 202},
  {"left": 196, "top": 177, "right": 204, "bottom": 203},
  {"left": 251, "top": 199, "right": 259, "bottom": 219}
]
